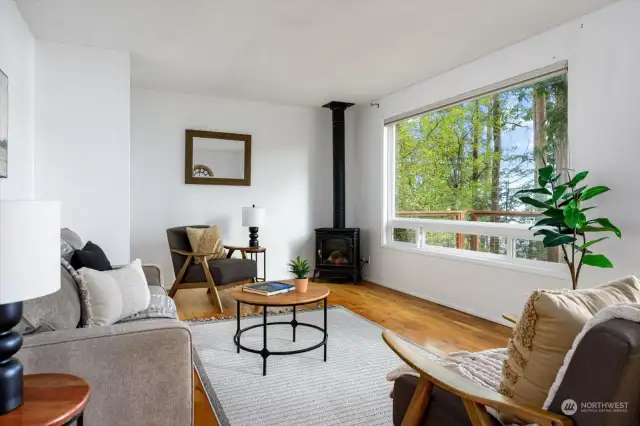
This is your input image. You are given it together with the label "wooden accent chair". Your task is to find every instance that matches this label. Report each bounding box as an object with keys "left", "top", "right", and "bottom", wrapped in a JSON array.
[
  {"left": 384, "top": 317, "right": 640, "bottom": 426},
  {"left": 166, "top": 226, "right": 257, "bottom": 313}
]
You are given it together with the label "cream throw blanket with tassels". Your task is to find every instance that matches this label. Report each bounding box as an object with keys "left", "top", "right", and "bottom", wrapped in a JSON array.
[
  {"left": 386, "top": 347, "right": 508, "bottom": 422},
  {"left": 387, "top": 303, "right": 640, "bottom": 425},
  {"left": 386, "top": 347, "right": 507, "bottom": 391}
]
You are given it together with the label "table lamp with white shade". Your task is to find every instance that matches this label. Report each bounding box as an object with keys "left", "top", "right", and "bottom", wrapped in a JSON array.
[
  {"left": 242, "top": 205, "right": 266, "bottom": 247},
  {"left": 0, "top": 201, "right": 60, "bottom": 415}
]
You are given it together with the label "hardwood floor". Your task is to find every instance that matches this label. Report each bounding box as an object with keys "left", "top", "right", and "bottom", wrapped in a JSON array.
[{"left": 174, "top": 281, "right": 512, "bottom": 426}]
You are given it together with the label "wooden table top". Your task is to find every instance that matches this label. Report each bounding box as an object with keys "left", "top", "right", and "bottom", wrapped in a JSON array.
[
  {"left": 0, "top": 373, "right": 90, "bottom": 426},
  {"left": 224, "top": 245, "right": 266, "bottom": 253},
  {"left": 227, "top": 281, "right": 330, "bottom": 306}
]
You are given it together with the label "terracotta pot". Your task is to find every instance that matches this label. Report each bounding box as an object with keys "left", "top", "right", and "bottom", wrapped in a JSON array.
[{"left": 293, "top": 278, "right": 309, "bottom": 293}]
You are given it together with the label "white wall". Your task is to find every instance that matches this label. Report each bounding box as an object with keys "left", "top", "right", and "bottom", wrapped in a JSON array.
[
  {"left": 0, "top": 0, "right": 35, "bottom": 200},
  {"left": 131, "top": 89, "right": 333, "bottom": 284},
  {"left": 354, "top": 0, "right": 640, "bottom": 324},
  {"left": 34, "top": 41, "right": 131, "bottom": 263}
]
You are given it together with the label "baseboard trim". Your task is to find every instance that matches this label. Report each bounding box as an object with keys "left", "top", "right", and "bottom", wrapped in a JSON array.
[{"left": 363, "top": 276, "right": 514, "bottom": 328}]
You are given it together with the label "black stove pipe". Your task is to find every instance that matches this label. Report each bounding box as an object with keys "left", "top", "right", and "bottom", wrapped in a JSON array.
[{"left": 322, "top": 101, "right": 354, "bottom": 229}]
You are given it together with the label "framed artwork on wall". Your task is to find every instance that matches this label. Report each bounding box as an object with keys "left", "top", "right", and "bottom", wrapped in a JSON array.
[
  {"left": 0, "top": 69, "right": 7, "bottom": 178},
  {"left": 184, "top": 129, "right": 252, "bottom": 186}
]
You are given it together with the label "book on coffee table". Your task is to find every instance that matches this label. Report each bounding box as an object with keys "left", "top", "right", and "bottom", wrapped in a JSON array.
[{"left": 242, "top": 281, "right": 296, "bottom": 296}]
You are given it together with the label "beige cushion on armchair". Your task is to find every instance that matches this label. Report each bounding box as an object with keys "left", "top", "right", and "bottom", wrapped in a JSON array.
[
  {"left": 498, "top": 275, "right": 640, "bottom": 422},
  {"left": 186, "top": 225, "right": 226, "bottom": 264}
]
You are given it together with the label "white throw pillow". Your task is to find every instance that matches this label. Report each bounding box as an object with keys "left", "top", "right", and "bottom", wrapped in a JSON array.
[{"left": 78, "top": 259, "right": 151, "bottom": 326}]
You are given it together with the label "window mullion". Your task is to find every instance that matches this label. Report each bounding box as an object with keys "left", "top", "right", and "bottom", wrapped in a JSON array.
[{"left": 506, "top": 237, "right": 514, "bottom": 258}]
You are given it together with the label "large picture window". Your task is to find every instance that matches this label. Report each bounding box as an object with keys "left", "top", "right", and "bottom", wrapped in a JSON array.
[{"left": 385, "top": 63, "right": 568, "bottom": 272}]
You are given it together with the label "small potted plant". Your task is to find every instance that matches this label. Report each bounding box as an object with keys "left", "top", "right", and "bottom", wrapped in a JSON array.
[{"left": 288, "top": 256, "right": 311, "bottom": 293}]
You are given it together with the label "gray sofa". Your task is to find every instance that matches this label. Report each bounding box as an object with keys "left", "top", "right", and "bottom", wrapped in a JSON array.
[{"left": 15, "top": 229, "right": 193, "bottom": 426}]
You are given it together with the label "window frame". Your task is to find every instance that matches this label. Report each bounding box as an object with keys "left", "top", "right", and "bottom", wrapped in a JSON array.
[{"left": 382, "top": 62, "right": 569, "bottom": 278}]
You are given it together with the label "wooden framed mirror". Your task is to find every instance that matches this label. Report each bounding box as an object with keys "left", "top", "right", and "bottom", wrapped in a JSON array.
[{"left": 185, "top": 129, "right": 251, "bottom": 186}]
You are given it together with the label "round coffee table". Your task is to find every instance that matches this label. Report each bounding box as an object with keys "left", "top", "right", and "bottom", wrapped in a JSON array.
[{"left": 227, "top": 283, "right": 330, "bottom": 376}]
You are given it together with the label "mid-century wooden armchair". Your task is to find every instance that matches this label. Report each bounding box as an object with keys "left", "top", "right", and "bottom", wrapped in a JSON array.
[
  {"left": 166, "top": 226, "right": 257, "bottom": 313},
  {"left": 383, "top": 330, "right": 573, "bottom": 426},
  {"left": 384, "top": 314, "right": 640, "bottom": 426}
]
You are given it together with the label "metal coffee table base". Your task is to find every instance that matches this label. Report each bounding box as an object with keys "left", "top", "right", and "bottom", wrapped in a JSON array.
[{"left": 233, "top": 298, "right": 328, "bottom": 376}]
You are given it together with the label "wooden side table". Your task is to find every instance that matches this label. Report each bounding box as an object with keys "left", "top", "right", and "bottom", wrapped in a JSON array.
[
  {"left": 228, "top": 283, "right": 330, "bottom": 375},
  {"left": 225, "top": 245, "right": 267, "bottom": 282},
  {"left": 0, "top": 374, "right": 90, "bottom": 426}
]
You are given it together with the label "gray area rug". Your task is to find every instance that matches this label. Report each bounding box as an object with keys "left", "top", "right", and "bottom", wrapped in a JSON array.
[{"left": 188, "top": 306, "right": 439, "bottom": 426}]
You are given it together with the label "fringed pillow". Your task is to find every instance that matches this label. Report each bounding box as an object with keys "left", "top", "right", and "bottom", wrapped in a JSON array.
[{"left": 498, "top": 275, "right": 640, "bottom": 423}]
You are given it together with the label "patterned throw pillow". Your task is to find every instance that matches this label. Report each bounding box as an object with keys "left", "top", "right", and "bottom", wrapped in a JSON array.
[
  {"left": 61, "top": 257, "right": 93, "bottom": 327},
  {"left": 118, "top": 291, "right": 178, "bottom": 323},
  {"left": 186, "top": 226, "right": 226, "bottom": 264},
  {"left": 60, "top": 239, "right": 74, "bottom": 262}
]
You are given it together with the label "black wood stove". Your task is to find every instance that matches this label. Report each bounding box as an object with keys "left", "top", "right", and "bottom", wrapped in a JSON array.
[{"left": 313, "top": 101, "right": 361, "bottom": 283}]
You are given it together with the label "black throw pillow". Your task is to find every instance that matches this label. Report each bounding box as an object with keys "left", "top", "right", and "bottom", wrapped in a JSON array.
[{"left": 70, "top": 241, "right": 113, "bottom": 271}]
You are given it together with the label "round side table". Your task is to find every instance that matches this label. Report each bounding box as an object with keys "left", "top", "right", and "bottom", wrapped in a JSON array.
[
  {"left": 0, "top": 373, "right": 90, "bottom": 426},
  {"left": 225, "top": 245, "right": 267, "bottom": 281}
]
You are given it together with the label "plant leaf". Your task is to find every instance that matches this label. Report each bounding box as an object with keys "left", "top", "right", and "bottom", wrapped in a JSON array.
[
  {"left": 530, "top": 217, "right": 564, "bottom": 229},
  {"left": 576, "top": 212, "right": 587, "bottom": 230},
  {"left": 582, "top": 225, "right": 619, "bottom": 235},
  {"left": 569, "top": 171, "right": 589, "bottom": 187},
  {"left": 551, "top": 185, "right": 568, "bottom": 204},
  {"left": 563, "top": 205, "right": 581, "bottom": 229},
  {"left": 579, "top": 186, "right": 610, "bottom": 202},
  {"left": 533, "top": 229, "right": 561, "bottom": 238},
  {"left": 543, "top": 234, "right": 576, "bottom": 247},
  {"left": 561, "top": 185, "right": 587, "bottom": 201},
  {"left": 519, "top": 196, "right": 551, "bottom": 209},
  {"left": 580, "top": 206, "right": 597, "bottom": 213},
  {"left": 542, "top": 208, "right": 565, "bottom": 219},
  {"left": 588, "top": 218, "right": 622, "bottom": 238},
  {"left": 582, "top": 254, "right": 614, "bottom": 268},
  {"left": 577, "top": 237, "right": 609, "bottom": 251},
  {"left": 514, "top": 187, "right": 552, "bottom": 196},
  {"left": 537, "top": 165, "right": 554, "bottom": 187}
]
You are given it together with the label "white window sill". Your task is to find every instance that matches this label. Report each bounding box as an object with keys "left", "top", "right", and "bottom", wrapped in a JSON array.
[{"left": 381, "top": 242, "right": 570, "bottom": 279}]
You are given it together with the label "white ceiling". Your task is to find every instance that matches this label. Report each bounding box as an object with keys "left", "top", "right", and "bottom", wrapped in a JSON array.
[{"left": 16, "top": 0, "right": 616, "bottom": 106}]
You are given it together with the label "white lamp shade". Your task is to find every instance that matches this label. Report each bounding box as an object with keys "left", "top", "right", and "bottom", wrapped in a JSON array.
[
  {"left": 242, "top": 206, "right": 266, "bottom": 227},
  {"left": 0, "top": 201, "right": 61, "bottom": 304}
]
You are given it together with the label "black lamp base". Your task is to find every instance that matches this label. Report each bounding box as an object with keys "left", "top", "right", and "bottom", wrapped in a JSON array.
[
  {"left": 248, "top": 226, "right": 260, "bottom": 247},
  {"left": 0, "top": 301, "right": 24, "bottom": 415}
]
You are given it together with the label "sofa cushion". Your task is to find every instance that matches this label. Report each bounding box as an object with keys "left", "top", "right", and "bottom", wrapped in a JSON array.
[
  {"left": 498, "top": 275, "right": 640, "bottom": 420},
  {"left": 71, "top": 241, "right": 113, "bottom": 271},
  {"left": 79, "top": 259, "right": 151, "bottom": 326},
  {"left": 15, "top": 264, "right": 82, "bottom": 334},
  {"left": 61, "top": 227, "right": 84, "bottom": 250},
  {"left": 183, "top": 258, "right": 257, "bottom": 285}
]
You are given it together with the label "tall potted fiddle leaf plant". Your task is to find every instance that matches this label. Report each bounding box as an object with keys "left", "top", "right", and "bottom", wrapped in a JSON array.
[{"left": 516, "top": 165, "right": 621, "bottom": 289}]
